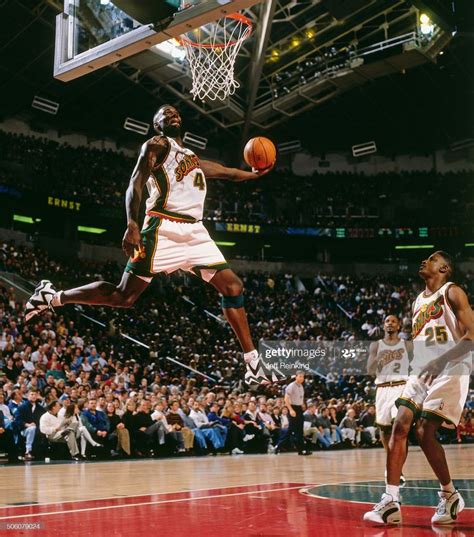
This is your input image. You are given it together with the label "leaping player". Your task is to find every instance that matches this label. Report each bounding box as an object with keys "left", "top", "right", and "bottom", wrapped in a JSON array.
[
  {"left": 25, "top": 105, "right": 283, "bottom": 386},
  {"left": 367, "top": 315, "right": 411, "bottom": 486},
  {"left": 364, "top": 251, "right": 473, "bottom": 525}
]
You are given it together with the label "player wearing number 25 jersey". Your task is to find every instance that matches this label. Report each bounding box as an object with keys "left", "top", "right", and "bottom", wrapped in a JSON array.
[
  {"left": 398, "top": 279, "right": 471, "bottom": 426},
  {"left": 364, "top": 251, "right": 473, "bottom": 526}
]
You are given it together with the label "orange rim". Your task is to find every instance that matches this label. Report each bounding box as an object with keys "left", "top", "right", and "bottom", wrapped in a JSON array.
[{"left": 178, "top": 13, "right": 252, "bottom": 49}]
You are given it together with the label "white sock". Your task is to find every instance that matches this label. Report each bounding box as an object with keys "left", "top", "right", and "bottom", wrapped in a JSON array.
[
  {"left": 50, "top": 291, "right": 64, "bottom": 307},
  {"left": 244, "top": 349, "right": 258, "bottom": 364},
  {"left": 386, "top": 484, "right": 400, "bottom": 501},
  {"left": 441, "top": 481, "right": 455, "bottom": 494}
]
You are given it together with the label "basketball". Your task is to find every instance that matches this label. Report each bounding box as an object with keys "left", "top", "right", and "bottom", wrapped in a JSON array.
[{"left": 244, "top": 137, "right": 277, "bottom": 170}]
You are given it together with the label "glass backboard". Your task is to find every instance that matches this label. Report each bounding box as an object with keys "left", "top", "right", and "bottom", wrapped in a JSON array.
[{"left": 54, "top": 0, "right": 262, "bottom": 82}]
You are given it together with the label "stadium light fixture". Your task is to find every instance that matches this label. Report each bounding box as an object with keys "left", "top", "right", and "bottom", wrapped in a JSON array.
[
  {"left": 395, "top": 245, "right": 434, "bottom": 250},
  {"left": 465, "top": 243, "right": 474, "bottom": 247},
  {"left": 32, "top": 96, "right": 59, "bottom": 116},
  {"left": 420, "top": 13, "right": 430, "bottom": 25},
  {"left": 123, "top": 117, "right": 150, "bottom": 136},
  {"left": 77, "top": 226, "right": 107, "bottom": 234},
  {"left": 215, "top": 241, "right": 236, "bottom": 247},
  {"left": 419, "top": 13, "right": 434, "bottom": 36}
]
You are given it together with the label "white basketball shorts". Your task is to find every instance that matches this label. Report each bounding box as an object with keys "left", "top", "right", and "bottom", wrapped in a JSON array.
[{"left": 125, "top": 216, "right": 228, "bottom": 282}]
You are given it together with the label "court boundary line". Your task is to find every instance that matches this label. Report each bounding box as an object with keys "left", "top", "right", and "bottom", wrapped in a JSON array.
[
  {"left": 0, "top": 480, "right": 292, "bottom": 510},
  {"left": 0, "top": 485, "right": 304, "bottom": 521},
  {"left": 300, "top": 479, "right": 474, "bottom": 510}
]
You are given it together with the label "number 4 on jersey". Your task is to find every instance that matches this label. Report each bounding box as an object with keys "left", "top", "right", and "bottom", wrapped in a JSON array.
[{"left": 193, "top": 172, "right": 205, "bottom": 191}]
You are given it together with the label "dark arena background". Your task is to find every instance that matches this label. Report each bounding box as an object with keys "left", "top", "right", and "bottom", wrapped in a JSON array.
[{"left": 0, "top": 1, "right": 473, "bottom": 536}]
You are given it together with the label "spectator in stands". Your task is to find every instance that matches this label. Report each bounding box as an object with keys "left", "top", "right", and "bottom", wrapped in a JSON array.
[
  {"left": 327, "top": 406, "right": 343, "bottom": 443},
  {"left": 62, "top": 402, "right": 101, "bottom": 458},
  {"left": 303, "top": 403, "right": 331, "bottom": 449},
  {"left": 219, "top": 402, "right": 244, "bottom": 455},
  {"left": 466, "top": 395, "right": 474, "bottom": 411},
  {"left": 16, "top": 389, "right": 45, "bottom": 460},
  {"left": 82, "top": 397, "right": 110, "bottom": 450},
  {"left": 151, "top": 401, "right": 185, "bottom": 453},
  {"left": 457, "top": 411, "right": 474, "bottom": 443},
  {"left": 319, "top": 406, "right": 341, "bottom": 444},
  {"left": 166, "top": 401, "right": 194, "bottom": 451},
  {"left": 190, "top": 401, "right": 226, "bottom": 451},
  {"left": 243, "top": 401, "right": 269, "bottom": 452},
  {"left": 0, "top": 392, "right": 13, "bottom": 428},
  {"left": 257, "top": 402, "right": 279, "bottom": 445},
  {"left": 134, "top": 400, "right": 165, "bottom": 456},
  {"left": 0, "top": 409, "right": 16, "bottom": 462},
  {"left": 105, "top": 402, "right": 131, "bottom": 457},
  {"left": 3, "top": 357, "right": 19, "bottom": 382},
  {"left": 358, "top": 404, "right": 378, "bottom": 445},
  {"left": 339, "top": 408, "right": 360, "bottom": 446},
  {"left": 7, "top": 389, "right": 23, "bottom": 431},
  {"left": 39, "top": 401, "right": 80, "bottom": 460}
]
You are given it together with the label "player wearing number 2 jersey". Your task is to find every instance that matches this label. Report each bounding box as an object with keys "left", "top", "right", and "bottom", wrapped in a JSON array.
[
  {"left": 368, "top": 315, "right": 411, "bottom": 481},
  {"left": 365, "top": 251, "right": 474, "bottom": 526},
  {"left": 24, "top": 104, "right": 283, "bottom": 386}
]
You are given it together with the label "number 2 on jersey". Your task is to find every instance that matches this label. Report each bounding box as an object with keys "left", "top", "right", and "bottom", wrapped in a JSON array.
[
  {"left": 425, "top": 325, "right": 448, "bottom": 346},
  {"left": 193, "top": 172, "right": 205, "bottom": 191}
]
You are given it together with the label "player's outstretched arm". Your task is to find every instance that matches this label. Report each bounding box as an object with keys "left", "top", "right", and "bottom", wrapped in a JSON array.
[
  {"left": 122, "top": 137, "right": 169, "bottom": 256},
  {"left": 419, "top": 285, "right": 474, "bottom": 381},
  {"left": 200, "top": 159, "right": 274, "bottom": 182}
]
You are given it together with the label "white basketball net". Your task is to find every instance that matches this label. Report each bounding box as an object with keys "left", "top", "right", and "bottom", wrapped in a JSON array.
[{"left": 180, "top": 13, "right": 252, "bottom": 102}]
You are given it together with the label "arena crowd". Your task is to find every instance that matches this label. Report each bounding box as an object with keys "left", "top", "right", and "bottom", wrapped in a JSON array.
[
  {"left": 0, "top": 239, "right": 473, "bottom": 462},
  {"left": 0, "top": 131, "right": 472, "bottom": 227}
]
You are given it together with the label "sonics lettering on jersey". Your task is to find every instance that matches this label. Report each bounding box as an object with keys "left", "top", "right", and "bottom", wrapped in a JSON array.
[
  {"left": 377, "top": 348, "right": 404, "bottom": 369},
  {"left": 412, "top": 295, "right": 444, "bottom": 338},
  {"left": 174, "top": 154, "right": 201, "bottom": 182}
]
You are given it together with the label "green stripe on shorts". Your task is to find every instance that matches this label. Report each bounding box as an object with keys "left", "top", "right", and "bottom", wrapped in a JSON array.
[
  {"left": 395, "top": 397, "right": 420, "bottom": 418},
  {"left": 125, "top": 217, "right": 162, "bottom": 278},
  {"left": 190, "top": 262, "right": 229, "bottom": 279}
]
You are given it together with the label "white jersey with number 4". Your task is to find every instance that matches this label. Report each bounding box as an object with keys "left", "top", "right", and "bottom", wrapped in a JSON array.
[
  {"left": 411, "top": 281, "right": 471, "bottom": 374},
  {"left": 375, "top": 339, "right": 410, "bottom": 384},
  {"left": 145, "top": 136, "right": 206, "bottom": 222}
]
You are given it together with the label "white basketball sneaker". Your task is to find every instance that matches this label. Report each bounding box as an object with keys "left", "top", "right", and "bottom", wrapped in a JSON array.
[
  {"left": 431, "top": 490, "right": 465, "bottom": 525},
  {"left": 244, "top": 354, "right": 285, "bottom": 385},
  {"left": 363, "top": 493, "right": 402, "bottom": 525},
  {"left": 25, "top": 280, "right": 58, "bottom": 321}
]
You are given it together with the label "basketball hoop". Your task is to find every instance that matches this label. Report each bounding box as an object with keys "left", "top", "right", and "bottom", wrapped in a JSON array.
[{"left": 179, "top": 11, "right": 252, "bottom": 101}]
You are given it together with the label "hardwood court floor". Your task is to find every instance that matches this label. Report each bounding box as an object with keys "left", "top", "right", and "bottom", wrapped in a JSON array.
[{"left": 0, "top": 445, "right": 472, "bottom": 536}]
